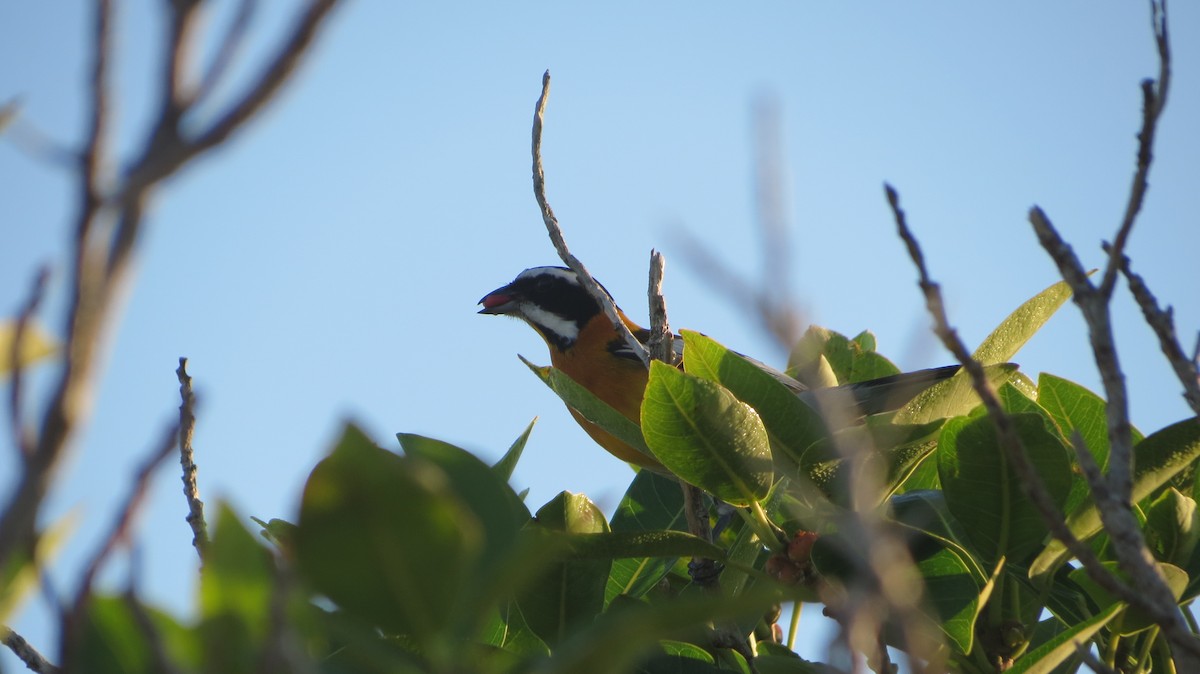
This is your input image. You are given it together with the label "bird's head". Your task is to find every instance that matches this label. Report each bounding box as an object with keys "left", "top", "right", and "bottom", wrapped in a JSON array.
[{"left": 478, "top": 266, "right": 617, "bottom": 351}]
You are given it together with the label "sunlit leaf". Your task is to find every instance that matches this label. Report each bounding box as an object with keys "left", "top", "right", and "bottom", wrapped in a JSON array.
[
  {"left": 642, "top": 361, "right": 772, "bottom": 506},
  {"left": 0, "top": 320, "right": 57, "bottom": 377}
]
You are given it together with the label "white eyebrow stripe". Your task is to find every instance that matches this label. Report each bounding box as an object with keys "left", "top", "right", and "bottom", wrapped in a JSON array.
[
  {"left": 517, "top": 266, "right": 578, "bottom": 283},
  {"left": 521, "top": 304, "right": 580, "bottom": 344}
]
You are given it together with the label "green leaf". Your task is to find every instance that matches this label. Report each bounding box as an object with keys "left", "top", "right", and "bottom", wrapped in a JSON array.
[
  {"left": 1068, "top": 561, "right": 1188, "bottom": 636},
  {"left": 1037, "top": 374, "right": 1112, "bottom": 513},
  {"left": 607, "top": 470, "right": 687, "bottom": 603},
  {"left": 641, "top": 361, "right": 773, "bottom": 506},
  {"left": 0, "top": 319, "right": 57, "bottom": 377},
  {"left": 520, "top": 355, "right": 655, "bottom": 461},
  {"left": 1007, "top": 601, "right": 1122, "bottom": 674},
  {"left": 73, "top": 596, "right": 198, "bottom": 674},
  {"left": 249, "top": 516, "right": 296, "bottom": 555},
  {"left": 787, "top": 326, "right": 900, "bottom": 386},
  {"left": 297, "top": 424, "right": 483, "bottom": 641},
  {"left": 1145, "top": 488, "right": 1200, "bottom": 567},
  {"left": 517, "top": 492, "right": 611, "bottom": 646},
  {"left": 914, "top": 546, "right": 980, "bottom": 654},
  {"left": 396, "top": 432, "right": 530, "bottom": 561},
  {"left": 681, "top": 330, "right": 830, "bottom": 474},
  {"left": 494, "top": 417, "right": 537, "bottom": 480},
  {"left": 536, "top": 584, "right": 784, "bottom": 674},
  {"left": 199, "top": 504, "right": 275, "bottom": 674},
  {"left": 975, "top": 279, "right": 1074, "bottom": 367},
  {"left": 564, "top": 530, "right": 725, "bottom": 561},
  {"left": 938, "top": 414, "right": 1072, "bottom": 566},
  {"left": 893, "top": 363, "right": 1018, "bottom": 425},
  {"left": 1032, "top": 418, "right": 1200, "bottom": 581},
  {"left": 0, "top": 512, "right": 72, "bottom": 623},
  {"left": 479, "top": 600, "right": 550, "bottom": 657}
]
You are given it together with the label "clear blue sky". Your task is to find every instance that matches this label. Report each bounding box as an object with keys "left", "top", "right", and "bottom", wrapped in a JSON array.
[{"left": 2, "top": 1, "right": 1198, "bottom": 666}]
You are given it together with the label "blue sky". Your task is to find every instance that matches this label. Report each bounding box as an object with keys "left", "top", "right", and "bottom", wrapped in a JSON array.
[{"left": 2, "top": 1, "right": 1198, "bottom": 666}]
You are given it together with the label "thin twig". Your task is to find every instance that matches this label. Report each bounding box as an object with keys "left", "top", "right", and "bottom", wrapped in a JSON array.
[
  {"left": 1, "top": 625, "right": 59, "bottom": 674},
  {"left": 0, "top": 0, "right": 344, "bottom": 576},
  {"left": 177, "top": 358, "right": 208, "bottom": 562},
  {"left": 9, "top": 266, "right": 50, "bottom": 460},
  {"left": 530, "top": 70, "right": 649, "bottom": 366},
  {"left": 887, "top": 184, "right": 1139, "bottom": 629},
  {"left": 1098, "top": 0, "right": 1171, "bottom": 300},
  {"left": 1109, "top": 247, "right": 1200, "bottom": 415},
  {"left": 646, "top": 251, "right": 676, "bottom": 366}
]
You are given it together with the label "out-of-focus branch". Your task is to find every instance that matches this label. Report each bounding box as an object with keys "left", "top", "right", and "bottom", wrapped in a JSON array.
[
  {"left": 0, "top": 0, "right": 343, "bottom": 576},
  {"left": 176, "top": 357, "right": 208, "bottom": 562},
  {"left": 8, "top": 266, "right": 50, "bottom": 459},
  {"left": 675, "top": 95, "right": 804, "bottom": 353},
  {"left": 887, "top": 184, "right": 1143, "bottom": 636},
  {"left": 530, "top": 70, "right": 648, "bottom": 366},
  {"left": 195, "top": 0, "right": 258, "bottom": 106}
]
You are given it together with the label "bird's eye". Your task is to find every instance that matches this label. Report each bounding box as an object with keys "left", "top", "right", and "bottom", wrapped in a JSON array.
[{"left": 535, "top": 276, "right": 553, "bottom": 293}]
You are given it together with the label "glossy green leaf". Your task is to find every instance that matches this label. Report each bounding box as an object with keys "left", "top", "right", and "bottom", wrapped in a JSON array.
[
  {"left": 517, "top": 492, "right": 611, "bottom": 646},
  {"left": 564, "top": 530, "right": 725, "bottom": 561},
  {"left": 0, "top": 319, "right": 57, "bottom": 377},
  {"left": 681, "top": 330, "right": 829, "bottom": 472},
  {"left": 494, "top": 417, "right": 537, "bottom": 480},
  {"left": 606, "top": 470, "right": 687, "bottom": 603},
  {"left": 893, "top": 363, "right": 1018, "bottom": 425},
  {"left": 520, "top": 355, "right": 654, "bottom": 461},
  {"left": 939, "top": 413, "right": 1072, "bottom": 565},
  {"left": 199, "top": 504, "right": 275, "bottom": 674},
  {"left": 975, "top": 279, "right": 1074, "bottom": 367},
  {"left": 1032, "top": 418, "right": 1200, "bottom": 581},
  {"left": 642, "top": 361, "right": 772, "bottom": 506},
  {"left": 297, "top": 424, "right": 482, "bottom": 640},
  {"left": 1007, "top": 601, "right": 1122, "bottom": 674}
]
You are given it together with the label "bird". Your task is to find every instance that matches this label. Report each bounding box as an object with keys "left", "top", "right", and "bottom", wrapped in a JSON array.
[{"left": 479, "top": 266, "right": 958, "bottom": 474}]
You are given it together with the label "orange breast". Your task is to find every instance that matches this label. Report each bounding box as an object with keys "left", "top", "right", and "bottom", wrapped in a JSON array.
[{"left": 548, "top": 316, "right": 665, "bottom": 472}]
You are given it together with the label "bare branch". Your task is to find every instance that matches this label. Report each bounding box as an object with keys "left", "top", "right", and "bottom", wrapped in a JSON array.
[
  {"left": 9, "top": 266, "right": 50, "bottom": 460},
  {"left": 1, "top": 625, "right": 59, "bottom": 674},
  {"left": 177, "top": 357, "right": 208, "bottom": 562},
  {"left": 530, "top": 70, "right": 648, "bottom": 366},
  {"left": 1099, "top": 0, "right": 1171, "bottom": 299},
  {"left": 0, "top": 0, "right": 343, "bottom": 576},
  {"left": 646, "top": 251, "right": 675, "bottom": 366},
  {"left": 1110, "top": 248, "right": 1200, "bottom": 415},
  {"left": 887, "top": 184, "right": 1139, "bottom": 622}
]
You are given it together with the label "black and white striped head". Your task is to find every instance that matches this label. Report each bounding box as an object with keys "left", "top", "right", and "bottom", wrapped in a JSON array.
[{"left": 478, "top": 266, "right": 616, "bottom": 350}]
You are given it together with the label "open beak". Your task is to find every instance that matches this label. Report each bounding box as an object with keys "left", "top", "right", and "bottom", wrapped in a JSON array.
[{"left": 478, "top": 284, "right": 520, "bottom": 315}]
